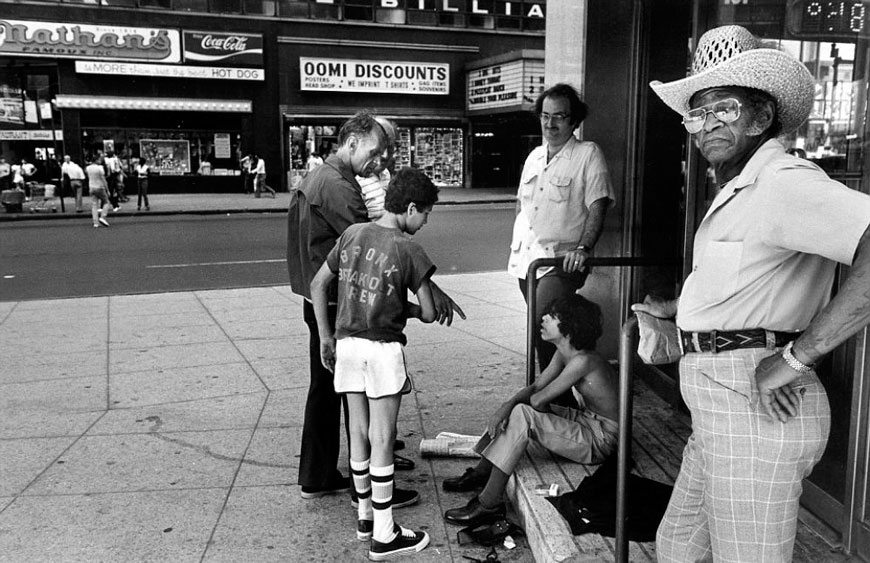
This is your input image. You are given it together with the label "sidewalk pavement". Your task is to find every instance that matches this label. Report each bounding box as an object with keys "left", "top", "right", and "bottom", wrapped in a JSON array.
[
  {"left": 0, "top": 187, "right": 517, "bottom": 221},
  {"left": 0, "top": 272, "right": 538, "bottom": 562}
]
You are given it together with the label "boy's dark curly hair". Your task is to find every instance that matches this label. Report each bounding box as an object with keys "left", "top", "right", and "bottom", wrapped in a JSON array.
[
  {"left": 546, "top": 294, "right": 603, "bottom": 351},
  {"left": 384, "top": 167, "right": 439, "bottom": 214}
]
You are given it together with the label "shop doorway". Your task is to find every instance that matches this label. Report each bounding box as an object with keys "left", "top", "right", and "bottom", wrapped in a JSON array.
[{"left": 470, "top": 114, "right": 540, "bottom": 189}]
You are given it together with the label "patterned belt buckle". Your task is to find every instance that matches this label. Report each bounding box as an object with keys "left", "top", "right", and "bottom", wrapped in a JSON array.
[
  {"left": 709, "top": 330, "right": 717, "bottom": 354},
  {"left": 764, "top": 329, "right": 776, "bottom": 350}
]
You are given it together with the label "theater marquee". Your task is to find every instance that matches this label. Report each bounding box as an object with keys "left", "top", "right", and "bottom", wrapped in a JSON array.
[{"left": 300, "top": 57, "right": 449, "bottom": 95}]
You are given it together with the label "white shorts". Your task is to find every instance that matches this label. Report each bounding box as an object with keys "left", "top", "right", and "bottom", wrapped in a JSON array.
[{"left": 333, "top": 337, "right": 412, "bottom": 399}]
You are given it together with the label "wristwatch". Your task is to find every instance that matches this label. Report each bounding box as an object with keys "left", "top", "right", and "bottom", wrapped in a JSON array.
[
  {"left": 576, "top": 244, "right": 593, "bottom": 253},
  {"left": 782, "top": 341, "right": 814, "bottom": 374}
]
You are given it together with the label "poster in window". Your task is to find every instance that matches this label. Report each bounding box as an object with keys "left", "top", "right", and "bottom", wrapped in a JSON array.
[
  {"left": 214, "top": 133, "right": 231, "bottom": 159},
  {"left": 140, "top": 139, "right": 191, "bottom": 175},
  {"left": 0, "top": 85, "right": 23, "bottom": 125},
  {"left": 413, "top": 127, "right": 463, "bottom": 187}
]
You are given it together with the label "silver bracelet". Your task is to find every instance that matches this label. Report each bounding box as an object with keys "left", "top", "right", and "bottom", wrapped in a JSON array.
[{"left": 782, "top": 341, "right": 813, "bottom": 374}]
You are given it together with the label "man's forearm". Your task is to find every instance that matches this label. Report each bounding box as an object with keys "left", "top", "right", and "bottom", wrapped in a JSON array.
[
  {"left": 579, "top": 198, "right": 609, "bottom": 248},
  {"left": 793, "top": 226, "right": 870, "bottom": 365}
]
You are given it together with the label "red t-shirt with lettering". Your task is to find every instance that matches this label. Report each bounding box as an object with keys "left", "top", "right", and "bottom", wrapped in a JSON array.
[{"left": 326, "top": 222, "right": 435, "bottom": 345}]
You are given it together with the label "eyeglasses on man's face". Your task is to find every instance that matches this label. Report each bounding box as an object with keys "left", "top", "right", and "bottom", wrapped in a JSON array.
[
  {"left": 539, "top": 112, "right": 571, "bottom": 124},
  {"left": 682, "top": 98, "right": 742, "bottom": 134}
]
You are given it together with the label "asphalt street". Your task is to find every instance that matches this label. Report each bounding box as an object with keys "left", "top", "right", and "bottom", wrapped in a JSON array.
[{"left": 0, "top": 203, "right": 515, "bottom": 301}]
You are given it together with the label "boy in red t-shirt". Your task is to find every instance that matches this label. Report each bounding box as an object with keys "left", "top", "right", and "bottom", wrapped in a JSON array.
[{"left": 310, "top": 167, "right": 439, "bottom": 561}]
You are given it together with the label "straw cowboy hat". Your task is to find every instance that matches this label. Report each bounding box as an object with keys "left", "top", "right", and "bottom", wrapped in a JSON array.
[{"left": 650, "top": 25, "right": 815, "bottom": 134}]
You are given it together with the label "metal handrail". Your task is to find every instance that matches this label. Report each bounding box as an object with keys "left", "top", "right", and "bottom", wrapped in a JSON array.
[
  {"left": 525, "top": 256, "right": 656, "bottom": 563},
  {"left": 616, "top": 316, "right": 638, "bottom": 563}
]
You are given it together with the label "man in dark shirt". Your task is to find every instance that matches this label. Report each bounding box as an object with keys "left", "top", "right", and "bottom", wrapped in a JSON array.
[{"left": 288, "top": 111, "right": 464, "bottom": 502}]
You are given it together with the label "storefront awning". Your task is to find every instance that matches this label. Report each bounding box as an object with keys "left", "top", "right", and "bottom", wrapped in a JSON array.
[{"left": 54, "top": 95, "right": 252, "bottom": 113}]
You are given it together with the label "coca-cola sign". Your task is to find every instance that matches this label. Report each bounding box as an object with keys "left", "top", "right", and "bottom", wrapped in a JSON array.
[{"left": 183, "top": 31, "right": 262, "bottom": 67}]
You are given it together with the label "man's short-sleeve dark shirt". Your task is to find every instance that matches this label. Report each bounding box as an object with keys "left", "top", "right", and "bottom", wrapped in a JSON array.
[{"left": 287, "top": 154, "right": 369, "bottom": 300}]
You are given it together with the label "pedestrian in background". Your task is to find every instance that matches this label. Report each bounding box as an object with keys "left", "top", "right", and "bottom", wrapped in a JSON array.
[
  {"left": 240, "top": 154, "right": 253, "bottom": 194},
  {"left": 306, "top": 151, "right": 323, "bottom": 173},
  {"left": 20, "top": 158, "right": 35, "bottom": 200},
  {"left": 638, "top": 25, "right": 870, "bottom": 562},
  {"left": 252, "top": 154, "right": 275, "bottom": 198},
  {"left": 136, "top": 157, "right": 151, "bottom": 211},
  {"left": 86, "top": 156, "right": 112, "bottom": 228},
  {"left": 61, "top": 155, "right": 86, "bottom": 213},
  {"left": 104, "top": 151, "right": 124, "bottom": 208},
  {"left": 11, "top": 161, "right": 24, "bottom": 197},
  {"left": 0, "top": 156, "right": 11, "bottom": 192},
  {"left": 508, "top": 83, "right": 615, "bottom": 383}
]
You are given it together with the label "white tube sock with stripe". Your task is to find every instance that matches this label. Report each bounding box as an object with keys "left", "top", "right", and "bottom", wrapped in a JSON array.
[
  {"left": 370, "top": 463, "right": 396, "bottom": 543},
  {"left": 351, "top": 458, "right": 373, "bottom": 521}
]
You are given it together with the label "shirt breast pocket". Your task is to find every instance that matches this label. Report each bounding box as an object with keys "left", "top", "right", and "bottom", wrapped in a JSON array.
[
  {"left": 520, "top": 171, "right": 538, "bottom": 201},
  {"left": 697, "top": 240, "right": 743, "bottom": 302},
  {"left": 548, "top": 176, "right": 572, "bottom": 202}
]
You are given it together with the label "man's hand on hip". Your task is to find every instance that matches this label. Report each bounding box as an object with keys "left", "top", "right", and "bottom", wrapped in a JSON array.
[{"left": 755, "top": 354, "right": 801, "bottom": 422}]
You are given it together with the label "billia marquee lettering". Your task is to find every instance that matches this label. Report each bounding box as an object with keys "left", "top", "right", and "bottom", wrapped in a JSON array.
[{"left": 376, "top": 0, "right": 544, "bottom": 17}]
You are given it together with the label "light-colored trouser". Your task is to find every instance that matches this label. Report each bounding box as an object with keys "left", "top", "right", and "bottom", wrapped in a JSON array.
[
  {"left": 480, "top": 403, "right": 618, "bottom": 475},
  {"left": 71, "top": 180, "right": 83, "bottom": 210},
  {"left": 656, "top": 348, "right": 830, "bottom": 563},
  {"left": 90, "top": 187, "right": 111, "bottom": 223}
]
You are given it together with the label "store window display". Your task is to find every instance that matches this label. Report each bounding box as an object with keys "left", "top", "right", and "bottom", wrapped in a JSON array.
[{"left": 286, "top": 122, "right": 465, "bottom": 187}]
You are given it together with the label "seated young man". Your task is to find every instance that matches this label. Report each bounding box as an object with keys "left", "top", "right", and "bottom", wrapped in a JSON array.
[{"left": 442, "top": 294, "right": 619, "bottom": 527}]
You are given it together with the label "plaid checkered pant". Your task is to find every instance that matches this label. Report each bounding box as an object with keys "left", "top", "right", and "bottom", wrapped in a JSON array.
[{"left": 656, "top": 349, "right": 830, "bottom": 563}]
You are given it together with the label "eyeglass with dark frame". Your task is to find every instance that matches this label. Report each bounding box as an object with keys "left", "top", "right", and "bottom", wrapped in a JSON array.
[
  {"left": 682, "top": 98, "right": 742, "bottom": 134},
  {"left": 539, "top": 112, "right": 571, "bottom": 124}
]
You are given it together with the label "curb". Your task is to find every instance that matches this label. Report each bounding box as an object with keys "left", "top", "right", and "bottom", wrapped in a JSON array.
[{"left": 0, "top": 198, "right": 515, "bottom": 222}]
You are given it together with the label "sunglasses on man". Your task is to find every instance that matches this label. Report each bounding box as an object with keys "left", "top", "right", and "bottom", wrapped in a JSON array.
[{"left": 682, "top": 98, "right": 742, "bottom": 134}]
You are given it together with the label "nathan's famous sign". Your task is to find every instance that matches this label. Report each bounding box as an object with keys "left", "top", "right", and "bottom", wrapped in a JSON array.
[{"left": 0, "top": 20, "right": 181, "bottom": 62}]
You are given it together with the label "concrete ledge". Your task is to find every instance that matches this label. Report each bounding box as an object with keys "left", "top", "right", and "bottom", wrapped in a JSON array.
[{"left": 506, "top": 443, "right": 613, "bottom": 563}]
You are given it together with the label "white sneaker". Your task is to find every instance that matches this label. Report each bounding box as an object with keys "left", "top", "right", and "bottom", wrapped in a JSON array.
[
  {"left": 93, "top": 223, "right": 99, "bottom": 228},
  {"left": 113, "top": 206, "right": 120, "bottom": 212},
  {"left": 98, "top": 217, "right": 110, "bottom": 227}
]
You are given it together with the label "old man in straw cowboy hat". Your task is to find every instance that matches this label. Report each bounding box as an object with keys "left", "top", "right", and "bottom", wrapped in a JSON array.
[{"left": 633, "top": 25, "right": 870, "bottom": 562}]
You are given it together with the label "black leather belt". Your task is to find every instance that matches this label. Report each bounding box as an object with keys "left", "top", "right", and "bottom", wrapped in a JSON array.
[{"left": 679, "top": 328, "right": 801, "bottom": 354}]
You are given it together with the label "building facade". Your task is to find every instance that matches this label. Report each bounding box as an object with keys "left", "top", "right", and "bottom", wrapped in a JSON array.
[
  {"left": 8, "top": 0, "right": 870, "bottom": 558},
  {"left": 0, "top": 1, "right": 547, "bottom": 191}
]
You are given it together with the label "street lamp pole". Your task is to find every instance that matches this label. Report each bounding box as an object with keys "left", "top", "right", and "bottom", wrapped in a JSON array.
[{"left": 48, "top": 99, "right": 64, "bottom": 212}]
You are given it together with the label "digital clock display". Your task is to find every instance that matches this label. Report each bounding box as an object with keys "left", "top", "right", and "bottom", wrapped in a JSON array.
[{"left": 787, "top": 0, "right": 870, "bottom": 39}]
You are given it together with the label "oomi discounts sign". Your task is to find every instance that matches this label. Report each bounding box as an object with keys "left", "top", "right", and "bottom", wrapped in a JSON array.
[{"left": 300, "top": 57, "right": 449, "bottom": 95}]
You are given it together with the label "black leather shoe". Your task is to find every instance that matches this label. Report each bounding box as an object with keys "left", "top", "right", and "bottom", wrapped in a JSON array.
[
  {"left": 443, "top": 467, "right": 489, "bottom": 492},
  {"left": 444, "top": 496, "right": 505, "bottom": 527}
]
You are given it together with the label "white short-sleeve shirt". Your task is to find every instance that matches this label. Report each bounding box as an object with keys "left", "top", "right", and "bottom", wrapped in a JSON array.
[{"left": 678, "top": 139, "right": 870, "bottom": 332}]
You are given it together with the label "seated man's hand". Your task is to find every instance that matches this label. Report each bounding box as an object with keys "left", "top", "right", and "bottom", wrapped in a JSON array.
[
  {"left": 430, "top": 282, "right": 467, "bottom": 326},
  {"left": 630, "top": 294, "right": 678, "bottom": 319},
  {"left": 486, "top": 403, "right": 513, "bottom": 438}
]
